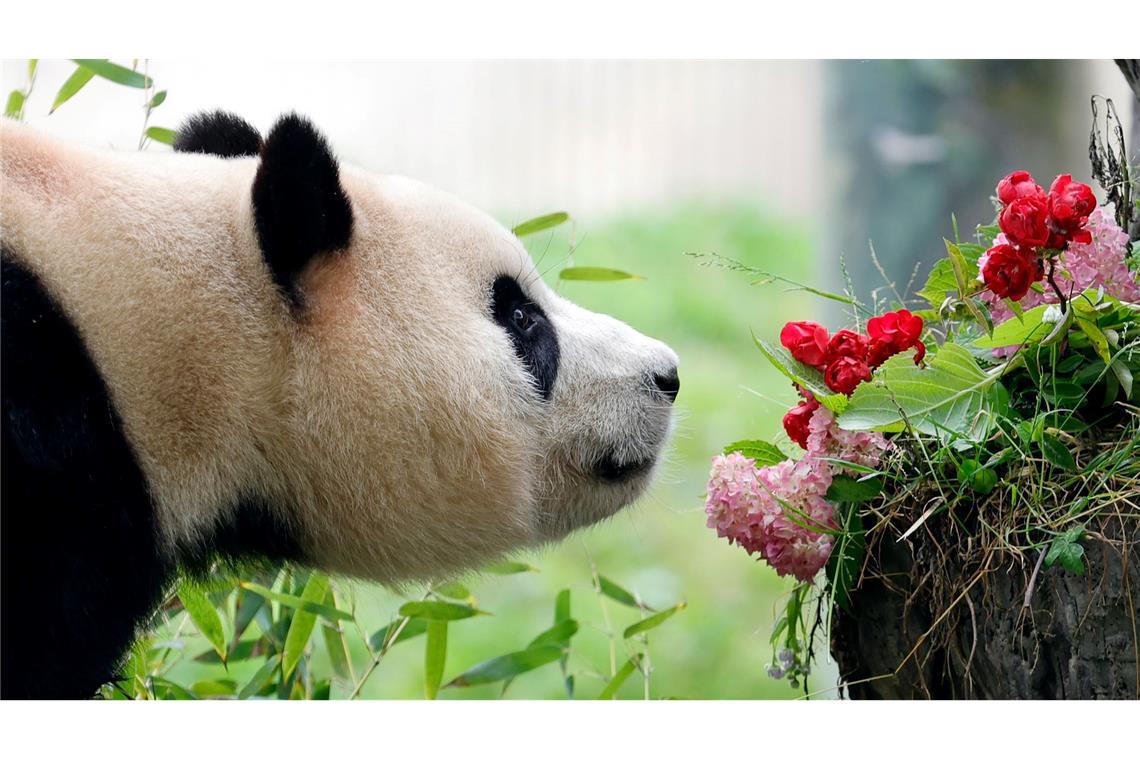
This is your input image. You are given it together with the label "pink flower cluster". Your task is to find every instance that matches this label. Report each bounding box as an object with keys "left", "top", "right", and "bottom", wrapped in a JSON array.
[
  {"left": 705, "top": 411, "right": 889, "bottom": 582},
  {"left": 980, "top": 208, "right": 1140, "bottom": 351}
]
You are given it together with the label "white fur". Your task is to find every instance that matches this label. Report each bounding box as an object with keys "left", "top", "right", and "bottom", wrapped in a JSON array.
[{"left": 0, "top": 120, "right": 678, "bottom": 582}]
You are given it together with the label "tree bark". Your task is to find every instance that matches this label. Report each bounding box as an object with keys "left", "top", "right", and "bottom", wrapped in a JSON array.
[{"left": 830, "top": 525, "right": 1140, "bottom": 699}]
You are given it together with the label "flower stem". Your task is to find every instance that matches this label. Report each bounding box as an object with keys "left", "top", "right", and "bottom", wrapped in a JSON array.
[{"left": 1045, "top": 257, "right": 1068, "bottom": 313}]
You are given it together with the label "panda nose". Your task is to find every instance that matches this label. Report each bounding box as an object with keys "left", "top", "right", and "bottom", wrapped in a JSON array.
[{"left": 651, "top": 368, "right": 680, "bottom": 404}]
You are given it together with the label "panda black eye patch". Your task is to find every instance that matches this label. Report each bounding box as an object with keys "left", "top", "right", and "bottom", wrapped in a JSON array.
[{"left": 490, "top": 275, "right": 560, "bottom": 401}]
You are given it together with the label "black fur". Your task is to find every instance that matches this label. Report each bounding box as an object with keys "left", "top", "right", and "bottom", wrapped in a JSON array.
[
  {"left": 173, "top": 110, "right": 263, "bottom": 158},
  {"left": 251, "top": 114, "right": 354, "bottom": 307},
  {"left": 490, "top": 276, "right": 560, "bottom": 401},
  {"left": 1, "top": 252, "right": 303, "bottom": 699}
]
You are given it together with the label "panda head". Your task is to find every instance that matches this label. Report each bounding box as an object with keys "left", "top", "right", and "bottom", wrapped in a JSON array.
[{"left": 175, "top": 112, "right": 680, "bottom": 581}]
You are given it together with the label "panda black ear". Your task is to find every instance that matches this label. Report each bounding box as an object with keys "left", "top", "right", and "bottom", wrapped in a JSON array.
[
  {"left": 251, "top": 113, "right": 354, "bottom": 306},
  {"left": 174, "top": 110, "right": 263, "bottom": 158}
]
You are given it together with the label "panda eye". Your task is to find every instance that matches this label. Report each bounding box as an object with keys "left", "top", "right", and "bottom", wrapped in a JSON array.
[{"left": 512, "top": 307, "right": 535, "bottom": 332}]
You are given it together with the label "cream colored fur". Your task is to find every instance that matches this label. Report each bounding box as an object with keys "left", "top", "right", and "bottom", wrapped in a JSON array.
[{"left": 0, "top": 120, "right": 677, "bottom": 582}]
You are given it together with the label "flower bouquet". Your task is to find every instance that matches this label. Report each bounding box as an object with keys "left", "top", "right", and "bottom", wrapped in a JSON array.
[{"left": 705, "top": 116, "right": 1140, "bottom": 699}]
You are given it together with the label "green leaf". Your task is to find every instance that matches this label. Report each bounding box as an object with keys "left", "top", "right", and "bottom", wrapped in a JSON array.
[
  {"left": 752, "top": 334, "right": 849, "bottom": 413},
  {"left": 239, "top": 654, "right": 281, "bottom": 700},
  {"left": 49, "top": 66, "right": 95, "bottom": 113},
  {"left": 239, "top": 582, "right": 354, "bottom": 622},
  {"left": 321, "top": 594, "right": 351, "bottom": 680},
  {"left": 369, "top": 617, "right": 427, "bottom": 651},
  {"left": 957, "top": 458, "right": 998, "bottom": 495},
  {"left": 71, "top": 59, "right": 152, "bottom": 89},
  {"left": 824, "top": 474, "right": 882, "bottom": 503},
  {"left": 1074, "top": 315, "right": 1112, "bottom": 364},
  {"left": 597, "top": 575, "right": 648, "bottom": 609},
  {"left": 1110, "top": 360, "right": 1134, "bottom": 400},
  {"left": 554, "top": 589, "right": 571, "bottom": 623},
  {"left": 282, "top": 573, "right": 329, "bottom": 679},
  {"left": 527, "top": 619, "right": 579, "bottom": 649},
  {"left": 1039, "top": 433, "right": 1076, "bottom": 471},
  {"left": 837, "top": 344, "right": 1003, "bottom": 446},
  {"left": 27, "top": 59, "right": 38, "bottom": 80},
  {"left": 445, "top": 646, "right": 563, "bottom": 688},
  {"left": 423, "top": 621, "right": 448, "bottom": 700},
  {"left": 191, "top": 679, "right": 236, "bottom": 697},
  {"left": 5, "top": 90, "right": 25, "bottom": 119},
  {"left": 147, "top": 89, "right": 167, "bottom": 109},
  {"left": 511, "top": 211, "right": 570, "bottom": 237},
  {"left": 826, "top": 502, "right": 865, "bottom": 613},
  {"left": 623, "top": 602, "right": 686, "bottom": 638},
  {"left": 398, "top": 600, "right": 486, "bottom": 621},
  {"left": 1044, "top": 527, "right": 1086, "bottom": 575},
  {"left": 144, "top": 126, "right": 177, "bottom": 145},
  {"left": 196, "top": 638, "right": 256, "bottom": 664},
  {"left": 178, "top": 582, "right": 227, "bottom": 663},
  {"left": 483, "top": 560, "right": 539, "bottom": 575},
  {"left": 230, "top": 588, "right": 264, "bottom": 655},
  {"left": 973, "top": 304, "right": 1050, "bottom": 349},
  {"left": 432, "top": 581, "right": 472, "bottom": 602},
  {"left": 598, "top": 655, "right": 642, "bottom": 699},
  {"left": 945, "top": 240, "right": 990, "bottom": 331},
  {"left": 558, "top": 266, "right": 642, "bottom": 282},
  {"left": 916, "top": 258, "right": 959, "bottom": 309},
  {"left": 723, "top": 439, "right": 786, "bottom": 466}
]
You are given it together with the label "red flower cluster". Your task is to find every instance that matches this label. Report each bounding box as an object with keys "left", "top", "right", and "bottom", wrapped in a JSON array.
[
  {"left": 981, "top": 171, "right": 1096, "bottom": 301},
  {"left": 780, "top": 310, "right": 926, "bottom": 449}
]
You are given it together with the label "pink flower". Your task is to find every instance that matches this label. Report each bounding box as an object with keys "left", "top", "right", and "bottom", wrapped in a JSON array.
[
  {"left": 806, "top": 406, "right": 890, "bottom": 472},
  {"left": 704, "top": 454, "right": 837, "bottom": 583}
]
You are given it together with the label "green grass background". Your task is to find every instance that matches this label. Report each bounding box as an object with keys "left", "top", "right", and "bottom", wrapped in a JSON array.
[{"left": 163, "top": 203, "right": 839, "bottom": 699}]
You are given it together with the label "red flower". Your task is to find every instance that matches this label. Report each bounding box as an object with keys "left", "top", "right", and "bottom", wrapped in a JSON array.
[
  {"left": 867, "top": 338, "right": 896, "bottom": 368},
  {"left": 1047, "top": 174, "right": 1095, "bottom": 243},
  {"left": 783, "top": 396, "right": 820, "bottom": 450},
  {"left": 867, "top": 309, "right": 925, "bottom": 366},
  {"left": 980, "top": 243, "right": 1038, "bottom": 301},
  {"left": 825, "top": 329, "right": 869, "bottom": 364},
  {"left": 780, "top": 321, "right": 829, "bottom": 368},
  {"left": 867, "top": 309, "right": 923, "bottom": 351},
  {"left": 824, "top": 356, "right": 872, "bottom": 395},
  {"left": 996, "top": 170, "right": 1043, "bottom": 205},
  {"left": 998, "top": 195, "right": 1050, "bottom": 248}
]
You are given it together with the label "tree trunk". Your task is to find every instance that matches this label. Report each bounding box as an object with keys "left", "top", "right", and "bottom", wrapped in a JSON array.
[{"left": 830, "top": 524, "right": 1140, "bottom": 699}]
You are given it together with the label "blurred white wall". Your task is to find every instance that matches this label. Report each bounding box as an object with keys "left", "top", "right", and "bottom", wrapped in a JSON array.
[{"left": 1, "top": 60, "right": 825, "bottom": 223}]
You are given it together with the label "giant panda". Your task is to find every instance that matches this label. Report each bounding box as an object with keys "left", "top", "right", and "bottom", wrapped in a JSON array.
[{"left": 0, "top": 111, "right": 680, "bottom": 699}]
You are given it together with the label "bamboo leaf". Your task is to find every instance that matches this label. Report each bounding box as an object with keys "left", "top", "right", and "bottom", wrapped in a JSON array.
[
  {"left": 321, "top": 592, "right": 351, "bottom": 680},
  {"left": 369, "top": 617, "right": 428, "bottom": 651},
  {"left": 145, "top": 126, "right": 176, "bottom": 145},
  {"left": 483, "top": 560, "right": 539, "bottom": 575},
  {"left": 424, "top": 621, "right": 448, "bottom": 699},
  {"left": 5, "top": 90, "right": 25, "bottom": 119},
  {"left": 432, "top": 581, "right": 473, "bottom": 603},
  {"left": 559, "top": 266, "right": 643, "bottom": 282},
  {"left": 598, "top": 655, "right": 642, "bottom": 699},
  {"left": 238, "top": 654, "right": 281, "bottom": 700},
  {"left": 511, "top": 211, "right": 569, "bottom": 237},
  {"left": 398, "top": 600, "right": 486, "bottom": 621},
  {"left": 623, "top": 603, "right": 686, "bottom": 638},
  {"left": 178, "top": 582, "right": 227, "bottom": 663},
  {"left": 445, "top": 646, "right": 562, "bottom": 688},
  {"left": 598, "top": 575, "right": 649, "bottom": 610},
  {"left": 49, "top": 66, "right": 95, "bottom": 113},
  {"left": 281, "top": 573, "right": 329, "bottom": 679},
  {"left": 71, "top": 59, "right": 152, "bottom": 89},
  {"left": 239, "top": 582, "right": 354, "bottom": 622},
  {"left": 147, "top": 89, "right": 167, "bottom": 109},
  {"left": 527, "top": 619, "right": 579, "bottom": 649}
]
